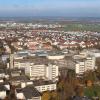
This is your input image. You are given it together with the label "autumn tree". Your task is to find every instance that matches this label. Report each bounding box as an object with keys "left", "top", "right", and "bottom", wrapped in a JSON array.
[
  {"left": 41, "top": 91, "right": 51, "bottom": 100},
  {"left": 74, "top": 86, "right": 84, "bottom": 97},
  {"left": 83, "top": 70, "right": 97, "bottom": 84},
  {"left": 50, "top": 91, "right": 58, "bottom": 100}
]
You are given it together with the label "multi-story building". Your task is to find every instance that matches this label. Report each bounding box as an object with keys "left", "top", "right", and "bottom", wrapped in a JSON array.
[
  {"left": 75, "top": 56, "right": 96, "bottom": 75},
  {"left": 12, "top": 58, "right": 58, "bottom": 81},
  {"left": 34, "top": 81, "right": 57, "bottom": 93},
  {"left": 46, "top": 64, "right": 58, "bottom": 80},
  {"left": 9, "top": 54, "right": 14, "bottom": 69},
  {"left": 25, "top": 64, "right": 58, "bottom": 81},
  {"left": 14, "top": 61, "right": 33, "bottom": 69},
  {"left": 16, "top": 86, "right": 41, "bottom": 100},
  {"left": 25, "top": 64, "right": 46, "bottom": 80},
  {"left": 85, "top": 56, "right": 96, "bottom": 71},
  {"left": 75, "top": 61, "right": 85, "bottom": 75}
]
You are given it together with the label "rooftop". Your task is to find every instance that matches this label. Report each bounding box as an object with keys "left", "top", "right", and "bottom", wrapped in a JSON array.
[
  {"left": 0, "top": 85, "right": 7, "bottom": 91},
  {"left": 10, "top": 75, "right": 29, "bottom": 82},
  {"left": 33, "top": 80, "right": 56, "bottom": 86},
  {"left": 16, "top": 86, "right": 41, "bottom": 99}
]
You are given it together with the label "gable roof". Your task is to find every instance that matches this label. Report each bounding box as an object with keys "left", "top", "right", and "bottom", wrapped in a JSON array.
[{"left": 16, "top": 86, "right": 41, "bottom": 99}]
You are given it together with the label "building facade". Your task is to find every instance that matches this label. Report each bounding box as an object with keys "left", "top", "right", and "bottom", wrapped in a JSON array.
[{"left": 25, "top": 64, "right": 58, "bottom": 81}]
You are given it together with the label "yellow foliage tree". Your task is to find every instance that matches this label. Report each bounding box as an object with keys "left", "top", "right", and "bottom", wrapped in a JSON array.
[{"left": 41, "top": 91, "right": 51, "bottom": 100}]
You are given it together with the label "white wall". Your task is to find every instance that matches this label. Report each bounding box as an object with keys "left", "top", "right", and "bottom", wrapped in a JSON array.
[
  {"left": 0, "top": 91, "right": 6, "bottom": 99},
  {"left": 35, "top": 84, "right": 56, "bottom": 92}
]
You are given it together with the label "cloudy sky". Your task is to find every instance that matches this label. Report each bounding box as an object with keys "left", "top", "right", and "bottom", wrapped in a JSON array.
[{"left": 0, "top": 0, "right": 100, "bottom": 17}]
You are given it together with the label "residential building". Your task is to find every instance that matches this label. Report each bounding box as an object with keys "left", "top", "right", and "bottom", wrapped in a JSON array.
[
  {"left": 46, "top": 64, "right": 58, "bottom": 81},
  {"left": 25, "top": 64, "right": 58, "bottom": 81},
  {"left": 0, "top": 85, "right": 7, "bottom": 99},
  {"left": 16, "top": 86, "right": 41, "bottom": 100},
  {"left": 75, "top": 61, "right": 85, "bottom": 75},
  {"left": 34, "top": 80, "right": 57, "bottom": 92},
  {"left": 85, "top": 56, "right": 96, "bottom": 71},
  {"left": 25, "top": 64, "right": 46, "bottom": 80},
  {"left": 0, "top": 69, "right": 5, "bottom": 78},
  {"left": 9, "top": 54, "right": 14, "bottom": 69},
  {"left": 0, "top": 83, "right": 10, "bottom": 99},
  {"left": 75, "top": 56, "right": 96, "bottom": 75},
  {"left": 10, "top": 75, "right": 30, "bottom": 86}
]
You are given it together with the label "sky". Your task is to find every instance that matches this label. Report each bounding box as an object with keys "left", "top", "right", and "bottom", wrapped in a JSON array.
[{"left": 0, "top": 0, "right": 100, "bottom": 17}]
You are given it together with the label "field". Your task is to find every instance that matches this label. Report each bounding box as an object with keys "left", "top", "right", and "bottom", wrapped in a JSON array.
[{"left": 63, "top": 23, "right": 100, "bottom": 32}]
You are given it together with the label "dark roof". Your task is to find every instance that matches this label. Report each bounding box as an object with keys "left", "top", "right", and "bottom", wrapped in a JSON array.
[
  {"left": 0, "top": 85, "right": 7, "bottom": 91},
  {"left": 0, "top": 69, "right": 5, "bottom": 74},
  {"left": 11, "top": 75, "right": 29, "bottom": 82},
  {"left": 0, "top": 82, "right": 10, "bottom": 86},
  {"left": 72, "top": 96, "right": 91, "bottom": 100},
  {"left": 11, "top": 68, "right": 22, "bottom": 72},
  {"left": 14, "top": 56, "right": 52, "bottom": 65},
  {"left": 33, "top": 80, "right": 56, "bottom": 86},
  {"left": 16, "top": 86, "right": 41, "bottom": 99}
]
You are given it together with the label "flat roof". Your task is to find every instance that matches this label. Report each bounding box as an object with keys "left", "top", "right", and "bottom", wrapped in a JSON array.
[{"left": 33, "top": 80, "right": 56, "bottom": 86}]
